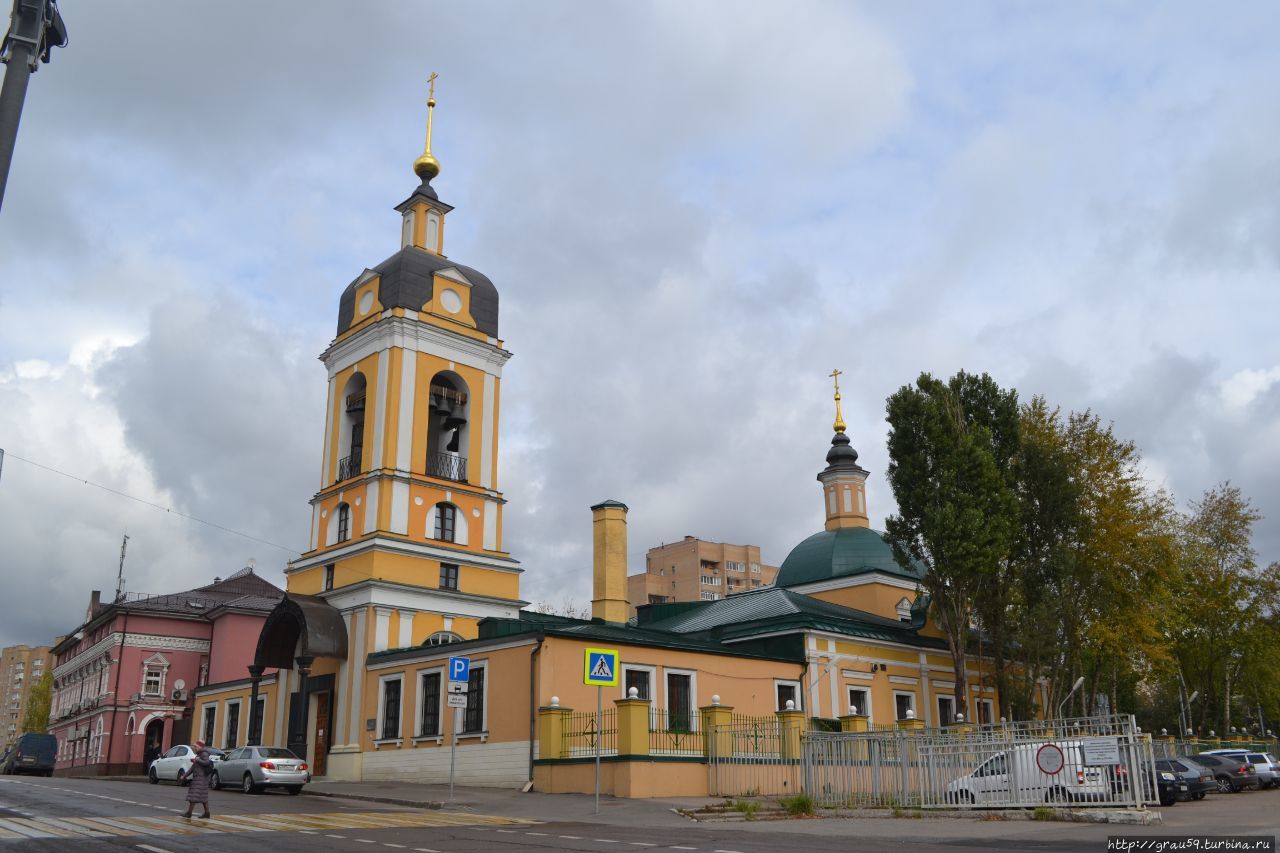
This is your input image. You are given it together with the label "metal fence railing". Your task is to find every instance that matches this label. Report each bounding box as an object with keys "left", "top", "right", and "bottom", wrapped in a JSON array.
[
  {"left": 562, "top": 708, "right": 616, "bottom": 758},
  {"left": 803, "top": 715, "right": 1156, "bottom": 810},
  {"left": 1151, "top": 739, "right": 1278, "bottom": 760},
  {"left": 709, "top": 716, "right": 802, "bottom": 797},
  {"left": 649, "top": 708, "right": 703, "bottom": 756}
]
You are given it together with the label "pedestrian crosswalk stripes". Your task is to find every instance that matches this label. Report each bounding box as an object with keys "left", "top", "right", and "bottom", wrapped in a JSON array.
[{"left": 0, "top": 810, "right": 535, "bottom": 842}]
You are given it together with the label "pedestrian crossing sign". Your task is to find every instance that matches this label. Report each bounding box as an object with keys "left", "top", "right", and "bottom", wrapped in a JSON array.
[{"left": 583, "top": 647, "right": 619, "bottom": 686}]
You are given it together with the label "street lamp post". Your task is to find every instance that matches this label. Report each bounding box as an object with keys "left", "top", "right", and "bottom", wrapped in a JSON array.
[{"left": 0, "top": 0, "right": 67, "bottom": 212}]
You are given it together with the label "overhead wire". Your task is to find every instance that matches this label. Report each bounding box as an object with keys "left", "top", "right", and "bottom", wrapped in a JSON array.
[{"left": 0, "top": 451, "right": 302, "bottom": 554}]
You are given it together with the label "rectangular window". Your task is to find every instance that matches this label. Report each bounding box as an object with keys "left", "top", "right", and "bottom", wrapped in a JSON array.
[
  {"left": 143, "top": 668, "right": 163, "bottom": 696},
  {"left": 750, "top": 562, "right": 761, "bottom": 573},
  {"left": 700, "top": 575, "right": 717, "bottom": 586},
  {"left": 419, "top": 672, "right": 441, "bottom": 737},
  {"left": 894, "top": 692, "right": 915, "bottom": 721},
  {"left": 847, "top": 687, "right": 870, "bottom": 718},
  {"left": 435, "top": 505, "right": 456, "bottom": 542},
  {"left": 439, "top": 563, "right": 459, "bottom": 591},
  {"left": 337, "top": 505, "right": 350, "bottom": 542},
  {"left": 726, "top": 561, "right": 745, "bottom": 572},
  {"left": 937, "top": 695, "right": 955, "bottom": 726},
  {"left": 324, "top": 564, "right": 335, "bottom": 591},
  {"left": 622, "top": 667, "right": 652, "bottom": 700},
  {"left": 976, "top": 697, "right": 994, "bottom": 725},
  {"left": 775, "top": 681, "right": 800, "bottom": 711},
  {"left": 202, "top": 705, "right": 216, "bottom": 746},
  {"left": 381, "top": 677, "right": 402, "bottom": 740},
  {"left": 462, "top": 667, "right": 485, "bottom": 733},
  {"left": 666, "top": 672, "right": 693, "bottom": 732},
  {"left": 251, "top": 696, "right": 266, "bottom": 744},
  {"left": 225, "top": 701, "right": 241, "bottom": 749},
  {"left": 699, "top": 591, "right": 719, "bottom": 601}
]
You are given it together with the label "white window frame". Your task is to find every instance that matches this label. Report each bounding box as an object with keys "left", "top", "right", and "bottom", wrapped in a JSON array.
[
  {"left": 401, "top": 210, "right": 415, "bottom": 248},
  {"left": 620, "top": 664, "right": 655, "bottom": 701},
  {"left": 699, "top": 591, "right": 719, "bottom": 601},
  {"left": 413, "top": 666, "right": 445, "bottom": 741},
  {"left": 973, "top": 695, "right": 995, "bottom": 726},
  {"left": 774, "top": 679, "right": 802, "bottom": 712},
  {"left": 376, "top": 674, "right": 405, "bottom": 743},
  {"left": 454, "top": 660, "right": 488, "bottom": 739},
  {"left": 425, "top": 210, "right": 441, "bottom": 252},
  {"left": 201, "top": 705, "right": 216, "bottom": 745},
  {"left": 662, "top": 668, "right": 698, "bottom": 732},
  {"left": 847, "top": 686, "right": 871, "bottom": 721},
  {"left": 893, "top": 690, "right": 916, "bottom": 721},
  {"left": 936, "top": 694, "right": 956, "bottom": 726},
  {"left": 896, "top": 597, "right": 912, "bottom": 622},
  {"left": 222, "top": 698, "right": 243, "bottom": 749},
  {"left": 141, "top": 654, "right": 169, "bottom": 697}
]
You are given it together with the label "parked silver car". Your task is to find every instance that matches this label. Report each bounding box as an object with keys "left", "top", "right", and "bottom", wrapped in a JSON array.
[
  {"left": 1205, "top": 749, "right": 1280, "bottom": 789},
  {"left": 210, "top": 745, "right": 309, "bottom": 795},
  {"left": 147, "top": 744, "right": 225, "bottom": 785}
]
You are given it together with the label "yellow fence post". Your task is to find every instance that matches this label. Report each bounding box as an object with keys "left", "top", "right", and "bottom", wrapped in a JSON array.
[
  {"left": 896, "top": 713, "right": 925, "bottom": 733},
  {"left": 776, "top": 704, "right": 805, "bottom": 761},
  {"left": 538, "top": 698, "right": 572, "bottom": 760},
  {"left": 700, "top": 696, "right": 735, "bottom": 759},
  {"left": 839, "top": 713, "right": 869, "bottom": 733},
  {"left": 616, "top": 693, "right": 651, "bottom": 757}
]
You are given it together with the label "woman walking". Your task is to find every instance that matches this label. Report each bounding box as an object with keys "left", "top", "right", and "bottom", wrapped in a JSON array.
[{"left": 181, "top": 740, "right": 212, "bottom": 819}]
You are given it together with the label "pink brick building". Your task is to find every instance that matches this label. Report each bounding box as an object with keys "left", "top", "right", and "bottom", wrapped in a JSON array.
[{"left": 49, "top": 568, "right": 282, "bottom": 775}]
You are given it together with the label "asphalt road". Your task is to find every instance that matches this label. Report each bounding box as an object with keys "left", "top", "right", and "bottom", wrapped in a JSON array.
[{"left": 2, "top": 775, "right": 1279, "bottom": 852}]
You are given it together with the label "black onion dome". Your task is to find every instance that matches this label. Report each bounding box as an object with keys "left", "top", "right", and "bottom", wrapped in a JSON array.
[{"left": 336, "top": 245, "right": 500, "bottom": 338}]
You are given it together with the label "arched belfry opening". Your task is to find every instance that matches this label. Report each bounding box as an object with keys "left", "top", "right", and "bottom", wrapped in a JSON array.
[
  {"left": 426, "top": 371, "right": 468, "bottom": 482},
  {"left": 338, "top": 372, "right": 367, "bottom": 481}
]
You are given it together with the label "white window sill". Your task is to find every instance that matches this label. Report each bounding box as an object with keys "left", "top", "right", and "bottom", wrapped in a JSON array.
[
  {"left": 372, "top": 738, "right": 403, "bottom": 749},
  {"left": 455, "top": 731, "right": 488, "bottom": 743},
  {"left": 411, "top": 735, "right": 445, "bottom": 746}
]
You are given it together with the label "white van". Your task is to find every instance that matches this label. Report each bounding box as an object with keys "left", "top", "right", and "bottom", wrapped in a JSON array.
[{"left": 946, "top": 740, "right": 1115, "bottom": 805}]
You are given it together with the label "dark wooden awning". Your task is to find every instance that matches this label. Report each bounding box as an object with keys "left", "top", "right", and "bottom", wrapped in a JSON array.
[{"left": 254, "top": 594, "right": 348, "bottom": 668}]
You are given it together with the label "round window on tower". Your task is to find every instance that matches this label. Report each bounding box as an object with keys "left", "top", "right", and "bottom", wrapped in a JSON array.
[
  {"left": 358, "top": 290, "right": 375, "bottom": 315},
  {"left": 439, "top": 288, "right": 462, "bottom": 314}
]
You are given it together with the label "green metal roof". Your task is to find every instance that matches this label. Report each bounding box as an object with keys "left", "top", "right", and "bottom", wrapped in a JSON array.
[{"left": 774, "top": 526, "right": 925, "bottom": 588}]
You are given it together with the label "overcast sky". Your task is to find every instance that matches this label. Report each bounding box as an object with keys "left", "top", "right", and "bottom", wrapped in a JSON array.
[{"left": 2, "top": 2, "right": 1278, "bottom": 647}]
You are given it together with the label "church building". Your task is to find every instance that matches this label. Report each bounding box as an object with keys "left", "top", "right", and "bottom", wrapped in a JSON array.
[{"left": 190, "top": 85, "right": 1017, "bottom": 794}]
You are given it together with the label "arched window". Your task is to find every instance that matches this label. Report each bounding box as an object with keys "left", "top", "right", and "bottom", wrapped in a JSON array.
[
  {"left": 434, "top": 503, "right": 456, "bottom": 542},
  {"left": 425, "top": 372, "right": 469, "bottom": 482},
  {"left": 423, "top": 631, "right": 463, "bottom": 647},
  {"left": 336, "top": 503, "right": 351, "bottom": 543},
  {"left": 337, "top": 372, "right": 367, "bottom": 482}
]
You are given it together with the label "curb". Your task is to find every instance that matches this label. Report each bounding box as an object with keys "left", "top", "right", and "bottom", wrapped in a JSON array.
[{"left": 302, "top": 788, "right": 447, "bottom": 810}]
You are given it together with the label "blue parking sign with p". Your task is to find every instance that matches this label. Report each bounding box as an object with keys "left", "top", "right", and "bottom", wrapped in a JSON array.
[{"left": 449, "top": 656, "right": 470, "bottom": 683}]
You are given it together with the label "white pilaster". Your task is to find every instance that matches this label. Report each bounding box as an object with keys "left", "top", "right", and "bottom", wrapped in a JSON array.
[
  {"left": 483, "top": 499, "right": 497, "bottom": 551},
  {"left": 364, "top": 481, "right": 379, "bottom": 534},
  {"left": 371, "top": 348, "right": 389, "bottom": 470},
  {"left": 334, "top": 613, "right": 352, "bottom": 747},
  {"left": 390, "top": 480, "right": 410, "bottom": 535},
  {"left": 347, "top": 610, "right": 366, "bottom": 744},
  {"left": 481, "top": 373, "right": 496, "bottom": 489},
  {"left": 374, "top": 607, "right": 393, "bottom": 653},
  {"left": 397, "top": 610, "right": 414, "bottom": 648},
  {"left": 320, "top": 378, "right": 335, "bottom": 487},
  {"left": 395, "top": 351, "right": 416, "bottom": 472}
]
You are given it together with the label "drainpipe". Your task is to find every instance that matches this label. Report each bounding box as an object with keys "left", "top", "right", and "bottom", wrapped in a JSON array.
[
  {"left": 527, "top": 636, "right": 543, "bottom": 785},
  {"left": 109, "top": 611, "right": 129, "bottom": 773}
]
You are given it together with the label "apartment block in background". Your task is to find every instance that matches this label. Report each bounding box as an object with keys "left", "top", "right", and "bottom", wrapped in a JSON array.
[
  {"left": 1, "top": 644, "right": 55, "bottom": 750},
  {"left": 627, "top": 536, "right": 778, "bottom": 616}
]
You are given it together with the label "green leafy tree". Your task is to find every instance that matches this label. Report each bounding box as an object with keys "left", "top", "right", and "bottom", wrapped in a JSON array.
[
  {"left": 885, "top": 371, "right": 1019, "bottom": 718},
  {"left": 20, "top": 669, "right": 52, "bottom": 734}
]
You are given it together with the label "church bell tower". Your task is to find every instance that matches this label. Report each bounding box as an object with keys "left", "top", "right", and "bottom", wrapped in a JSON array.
[{"left": 286, "top": 76, "right": 523, "bottom": 648}]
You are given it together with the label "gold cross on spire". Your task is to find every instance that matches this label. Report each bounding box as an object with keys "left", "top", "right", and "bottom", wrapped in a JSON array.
[
  {"left": 829, "top": 368, "right": 847, "bottom": 434},
  {"left": 414, "top": 72, "right": 442, "bottom": 181}
]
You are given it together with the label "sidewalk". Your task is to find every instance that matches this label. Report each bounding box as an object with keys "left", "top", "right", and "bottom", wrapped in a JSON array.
[{"left": 304, "top": 779, "right": 712, "bottom": 828}]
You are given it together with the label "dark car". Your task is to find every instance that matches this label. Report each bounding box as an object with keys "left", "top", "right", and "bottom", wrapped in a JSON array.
[
  {"left": 0, "top": 733, "right": 57, "bottom": 776},
  {"left": 1190, "top": 753, "right": 1259, "bottom": 793},
  {"left": 1157, "top": 758, "right": 1214, "bottom": 801}
]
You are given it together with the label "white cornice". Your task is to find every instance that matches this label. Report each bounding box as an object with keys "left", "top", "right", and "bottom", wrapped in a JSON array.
[
  {"left": 289, "top": 535, "right": 521, "bottom": 575},
  {"left": 319, "top": 578, "right": 525, "bottom": 620},
  {"left": 366, "top": 635, "right": 536, "bottom": 671},
  {"left": 321, "top": 314, "right": 511, "bottom": 378},
  {"left": 786, "top": 573, "right": 922, "bottom": 595},
  {"left": 309, "top": 468, "right": 505, "bottom": 507}
]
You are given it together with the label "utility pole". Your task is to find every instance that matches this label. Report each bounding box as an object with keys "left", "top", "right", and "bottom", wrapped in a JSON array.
[{"left": 0, "top": 0, "right": 67, "bottom": 212}]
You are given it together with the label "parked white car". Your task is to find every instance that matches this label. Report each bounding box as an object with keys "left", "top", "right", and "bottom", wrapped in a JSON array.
[
  {"left": 147, "top": 744, "right": 224, "bottom": 785},
  {"left": 946, "top": 741, "right": 1115, "bottom": 805}
]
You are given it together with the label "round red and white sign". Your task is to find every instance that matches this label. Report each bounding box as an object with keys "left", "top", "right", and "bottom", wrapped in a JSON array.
[{"left": 1036, "top": 743, "right": 1065, "bottom": 775}]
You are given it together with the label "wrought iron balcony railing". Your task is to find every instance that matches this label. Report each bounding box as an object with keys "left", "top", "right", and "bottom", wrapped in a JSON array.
[
  {"left": 427, "top": 451, "right": 467, "bottom": 483},
  {"left": 337, "top": 451, "right": 362, "bottom": 483}
]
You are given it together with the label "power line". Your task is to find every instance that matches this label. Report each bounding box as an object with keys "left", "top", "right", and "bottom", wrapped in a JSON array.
[{"left": 0, "top": 450, "right": 302, "bottom": 554}]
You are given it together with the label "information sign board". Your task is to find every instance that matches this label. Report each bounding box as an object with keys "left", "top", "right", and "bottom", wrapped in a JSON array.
[{"left": 1081, "top": 737, "right": 1121, "bottom": 766}]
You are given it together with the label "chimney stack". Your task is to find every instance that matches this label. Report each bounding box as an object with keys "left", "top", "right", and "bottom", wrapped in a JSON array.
[{"left": 590, "top": 500, "right": 630, "bottom": 623}]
